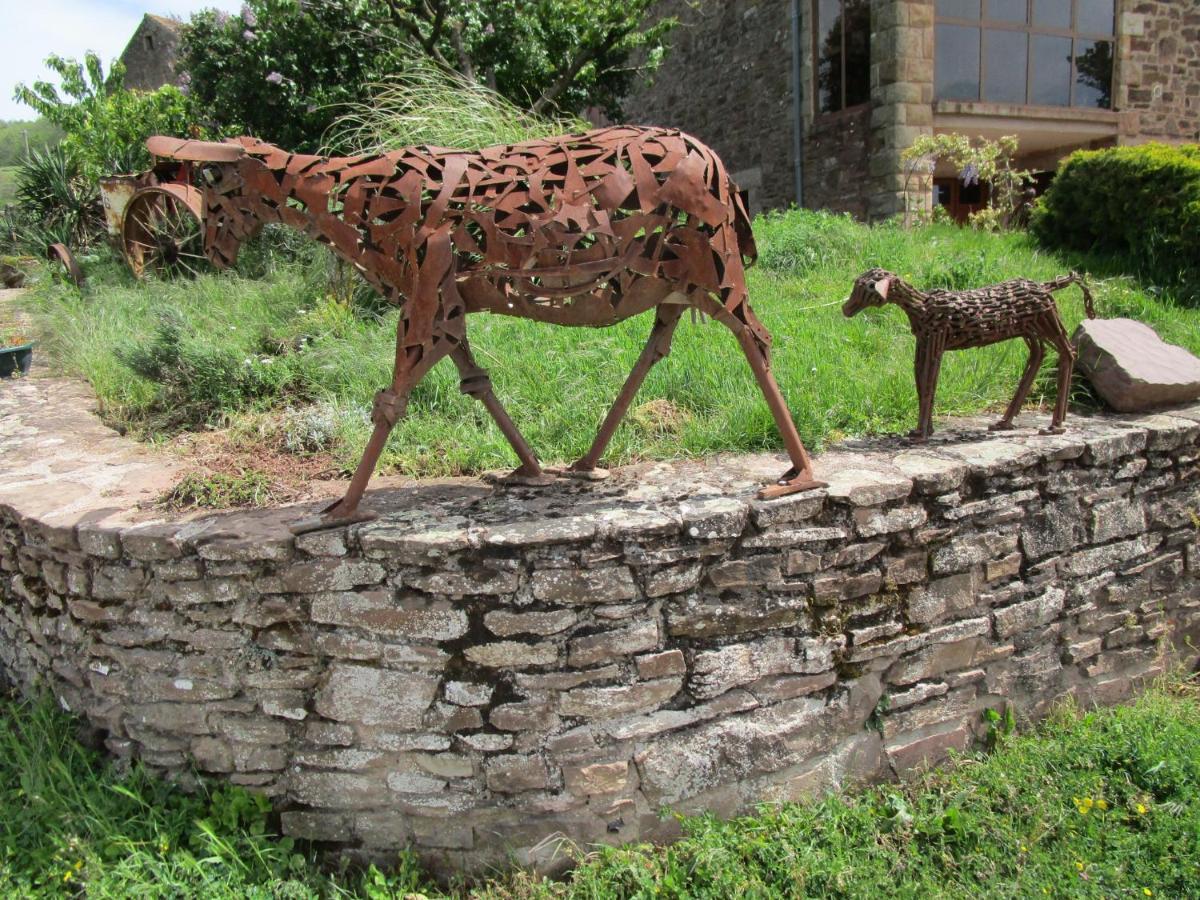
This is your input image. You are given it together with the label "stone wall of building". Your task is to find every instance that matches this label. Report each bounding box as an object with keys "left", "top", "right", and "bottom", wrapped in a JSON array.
[
  {"left": 1118, "top": 0, "right": 1200, "bottom": 144},
  {"left": 120, "top": 15, "right": 182, "bottom": 92},
  {"left": 2, "top": 375, "right": 1199, "bottom": 876},
  {"left": 802, "top": 104, "right": 874, "bottom": 218},
  {"left": 622, "top": 0, "right": 797, "bottom": 215}
]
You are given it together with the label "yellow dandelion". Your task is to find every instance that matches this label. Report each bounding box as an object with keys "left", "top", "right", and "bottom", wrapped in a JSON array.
[
  {"left": 1096, "top": 798, "right": 1108, "bottom": 810},
  {"left": 1020, "top": 844, "right": 1029, "bottom": 853},
  {"left": 1076, "top": 861, "right": 1085, "bottom": 871},
  {"left": 1144, "top": 889, "right": 1153, "bottom": 897},
  {"left": 1073, "top": 796, "right": 1094, "bottom": 815},
  {"left": 1136, "top": 803, "right": 1149, "bottom": 815},
  {"left": 74, "top": 860, "right": 83, "bottom": 870}
]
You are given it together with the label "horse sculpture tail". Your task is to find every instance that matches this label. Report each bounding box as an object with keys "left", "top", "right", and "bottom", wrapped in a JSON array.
[{"left": 1044, "top": 271, "right": 1096, "bottom": 319}]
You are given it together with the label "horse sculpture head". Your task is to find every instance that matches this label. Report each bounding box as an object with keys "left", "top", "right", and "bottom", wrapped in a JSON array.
[{"left": 842, "top": 267, "right": 896, "bottom": 318}]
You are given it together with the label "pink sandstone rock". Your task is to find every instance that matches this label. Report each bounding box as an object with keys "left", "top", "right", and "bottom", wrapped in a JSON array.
[{"left": 1074, "top": 318, "right": 1200, "bottom": 412}]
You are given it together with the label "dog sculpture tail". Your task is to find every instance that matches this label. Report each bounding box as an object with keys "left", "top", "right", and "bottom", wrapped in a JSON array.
[{"left": 1043, "top": 271, "right": 1096, "bottom": 319}]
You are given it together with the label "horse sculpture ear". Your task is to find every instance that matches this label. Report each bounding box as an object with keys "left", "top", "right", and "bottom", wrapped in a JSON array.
[{"left": 874, "top": 276, "right": 892, "bottom": 300}]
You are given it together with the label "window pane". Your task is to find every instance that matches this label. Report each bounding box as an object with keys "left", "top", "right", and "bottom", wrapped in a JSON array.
[
  {"left": 987, "top": 0, "right": 1026, "bottom": 23},
  {"left": 1074, "top": 39, "right": 1113, "bottom": 107},
  {"left": 816, "top": 0, "right": 843, "bottom": 113},
  {"left": 936, "top": 24, "right": 982, "bottom": 100},
  {"left": 937, "top": 0, "right": 981, "bottom": 19},
  {"left": 1077, "top": 0, "right": 1115, "bottom": 34},
  {"left": 1032, "top": 0, "right": 1069, "bottom": 28},
  {"left": 984, "top": 29, "right": 1028, "bottom": 103},
  {"left": 1030, "top": 33, "right": 1071, "bottom": 105},
  {"left": 843, "top": 0, "right": 872, "bottom": 106}
]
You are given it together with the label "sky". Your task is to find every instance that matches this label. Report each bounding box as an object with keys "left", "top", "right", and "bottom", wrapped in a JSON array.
[{"left": 2, "top": 0, "right": 241, "bottom": 121}]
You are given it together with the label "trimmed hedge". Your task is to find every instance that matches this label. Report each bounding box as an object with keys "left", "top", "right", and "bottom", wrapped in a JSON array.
[{"left": 1031, "top": 142, "right": 1200, "bottom": 301}]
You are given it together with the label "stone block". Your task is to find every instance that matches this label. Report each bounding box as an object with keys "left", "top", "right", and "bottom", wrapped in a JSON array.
[
  {"left": 907, "top": 571, "right": 980, "bottom": 625},
  {"left": 314, "top": 664, "right": 438, "bottom": 727},
  {"left": 484, "top": 608, "right": 577, "bottom": 637},
  {"left": 853, "top": 505, "right": 927, "bottom": 538},
  {"left": 708, "top": 556, "right": 781, "bottom": 589},
  {"left": 568, "top": 620, "right": 659, "bottom": 667},
  {"left": 485, "top": 755, "right": 552, "bottom": 793},
  {"left": 311, "top": 591, "right": 468, "bottom": 641},
  {"left": 635, "top": 649, "right": 686, "bottom": 680},
  {"left": 406, "top": 567, "right": 519, "bottom": 597},
  {"left": 531, "top": 567, "right": 638, "bottom": 604},
  {"left": 644, "top": 562, "right": 703, "bottom": 598},
  {"left": 1074, "top": 318, "right": 1200, "bottom": 412},
  {"left": 823, "top": 468, "right": 913, "bottom": 506},
  {"left": 563, "top": 761, "right": 629, "bottom": 797},
  {"left": 559, "top": 678, "right": 682, "bottom": 718},
  {"left": 1090, "top": 498, "right": 1148, "bottom": 543},
  {"left": 279, "top": 560, "right": 385, "bottom": 594},
  {"left": 885, "top": 721, "right": 974, "bottom": 773},
  {"left": 464, "top": 641, "right": 559, "bottom": 669},
  {"left": 993, "top": 587, "right": 1065, "bottom": 638}
]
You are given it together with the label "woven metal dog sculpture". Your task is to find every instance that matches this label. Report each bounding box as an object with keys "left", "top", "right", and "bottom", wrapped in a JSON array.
[
  {"left": 843, "top": 268, "right": 1095, "bottom": 439},
  {"left": 146, "top": 128, "right": 824, "bottom": 532}
]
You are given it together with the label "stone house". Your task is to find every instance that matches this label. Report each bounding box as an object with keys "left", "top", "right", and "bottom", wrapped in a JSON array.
[
  {"left": 623, "top": 0, "right": 1200, "bottom": 220},
  {"left": 120, "top": 14, "right": 184, "bottom": 91}
]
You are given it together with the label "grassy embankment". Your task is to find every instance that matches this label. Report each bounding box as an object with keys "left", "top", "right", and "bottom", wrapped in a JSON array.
[
  {"left": 18, "top": 210, "right": 1200, "bottom": 484},
  {"left": 0, "top": 681, "right": 1196, "bottom": 897}
]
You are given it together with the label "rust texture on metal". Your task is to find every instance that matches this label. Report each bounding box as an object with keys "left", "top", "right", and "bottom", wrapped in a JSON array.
[
  {"left": 843, "top": 268, "right": 1097, "bottom": 439},
  {"left": 46, "top": 242, "right": 84, "bottom": 287},
  {"left": 147, "top": 126, "right": 825, "bottom": 530}
]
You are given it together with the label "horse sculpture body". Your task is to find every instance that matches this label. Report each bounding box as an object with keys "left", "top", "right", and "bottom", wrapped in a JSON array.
[
  {"left": 842, "top": 268, "right": 1096, "bottom": 439},
  {"left": 146, "top": 127, "right": 823, "bottom": 531}
]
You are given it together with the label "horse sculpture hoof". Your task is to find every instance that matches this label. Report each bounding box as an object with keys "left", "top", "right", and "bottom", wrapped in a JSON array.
[
  {"left": 757, "top": 467, "right": 827, "bottom": 500},
  {"left": 289, "top": 502, "right": 379, "bottom": 535}
]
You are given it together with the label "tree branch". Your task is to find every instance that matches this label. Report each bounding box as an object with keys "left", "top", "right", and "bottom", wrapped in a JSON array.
[{"left": 531, "top": 26, "right": 628, "bottom": 114}]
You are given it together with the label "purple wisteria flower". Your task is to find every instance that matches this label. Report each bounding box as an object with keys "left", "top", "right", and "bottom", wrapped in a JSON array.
[
  {"left": 241, "top": 3, "right": 258, "bottom": 27},
  {"left": 214, "top": 10, "right": 230, "bottom": 25},
  {"left": 242, "top": 29, "right": 256, "bottom": 41},
  {"left": 266, "top": 71, "right": 284, "bottom": 85},
  {"left": 960, "top": 162, "right": 980, "bottom": 187}
]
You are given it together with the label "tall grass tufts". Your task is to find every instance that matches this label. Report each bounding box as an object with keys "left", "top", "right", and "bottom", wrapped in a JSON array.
[{"left": 322, "top": 55, "right": 581, "bottom": 155}]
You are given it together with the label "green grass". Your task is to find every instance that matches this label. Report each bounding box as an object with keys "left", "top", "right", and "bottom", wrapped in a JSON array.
[
  {"left": 0, "top": 167, "right": 17, "bottom": 208},
  {"left": 1, "top": 681, "right": 1197, "bottom": 897},
  {"left": 18, "top": 211, "right": 1200, "bottom": 480}
]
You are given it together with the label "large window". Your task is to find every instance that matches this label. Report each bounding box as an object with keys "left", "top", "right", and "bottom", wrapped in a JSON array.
[
  {"left": 815, "top": 0, "right": 871, "bottom": 114},
  {"left": 935, "top": 0, "right": 1115, "bottom": 108}
]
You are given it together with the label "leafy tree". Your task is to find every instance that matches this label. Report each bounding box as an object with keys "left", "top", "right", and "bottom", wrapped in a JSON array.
[
  {"left": 13, "top": 53, "right": 195, "bottom": 181},
  {"left": 179, "top": 0, "right": 676, "bottom": 151}
]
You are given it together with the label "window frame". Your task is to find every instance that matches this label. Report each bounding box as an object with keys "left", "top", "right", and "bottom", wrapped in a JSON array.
[
  {"left": 812, "top": 0, "right": 871, "bottom": 115},
  {"left": 935, "top": 0, "right": 1116, "bottom": 108}
]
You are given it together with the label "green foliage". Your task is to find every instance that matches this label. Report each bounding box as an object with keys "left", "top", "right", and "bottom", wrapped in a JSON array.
[
  {"left": 325, "top": 58, "right": 580, "bottom": 155},
  {"left": 1031, "top": 143, "right": 1200, "bottom": 304},
  {"left": 0, "top": 690, "right": 441, "bottom": 896},
  {"left": 165, "top": 470, "right": 274, "bottom": 509},
  {"left": 0, "top": 119, "right": 63, "bottom": 167},
  {"left": 7, "top": 143, "right": 98, "bottom": 252},
  {"left": 19, "top": 209, "right": 1200, "bottom": 480},
  {"left": 2, "top": 683, "right": 1198, "bottom": 896},
  {"left": 901, "top": 133, "right": 1034, "bottom": 230},
  {"left": 13, "top": 52, "right": 196, "bottom": 182},
  {"left": 180, "top": 0, "right": 674, "bottom": 152}
]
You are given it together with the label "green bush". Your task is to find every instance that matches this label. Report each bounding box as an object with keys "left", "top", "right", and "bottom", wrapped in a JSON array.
[{"left": 1031, "top": 143, "right": 1200, "bottom": 302}]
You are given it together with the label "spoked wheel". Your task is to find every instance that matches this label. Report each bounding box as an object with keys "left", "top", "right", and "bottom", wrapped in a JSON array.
[{"left": 121, "top": 184, "right": 209, "bottom": 279}]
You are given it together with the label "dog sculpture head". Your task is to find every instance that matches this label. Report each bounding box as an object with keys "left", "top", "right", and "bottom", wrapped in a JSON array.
[{"left": 842, "top": 267, "right": 896, "bottom": 317}]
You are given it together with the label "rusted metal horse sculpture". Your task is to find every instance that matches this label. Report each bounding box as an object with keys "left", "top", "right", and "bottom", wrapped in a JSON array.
[
  {"left": 147, "top": 128, "right": 824, "bottom": 531},
  {"left": 843, "top": 268, "right": 1096, "bottom": 439}
]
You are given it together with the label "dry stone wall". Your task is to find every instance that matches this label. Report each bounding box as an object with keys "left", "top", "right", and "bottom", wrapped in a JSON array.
[{"left": 2, "top": 376, "right": 1199, "bottom": 875}]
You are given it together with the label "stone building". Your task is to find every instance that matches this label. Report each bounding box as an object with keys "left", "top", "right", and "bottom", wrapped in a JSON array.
[
  {"left": 120, "top": 14, "right": 184, "bottom": 91},
  {"left": 623, "top": 0, "right": 1200, "bottom": 220}
]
